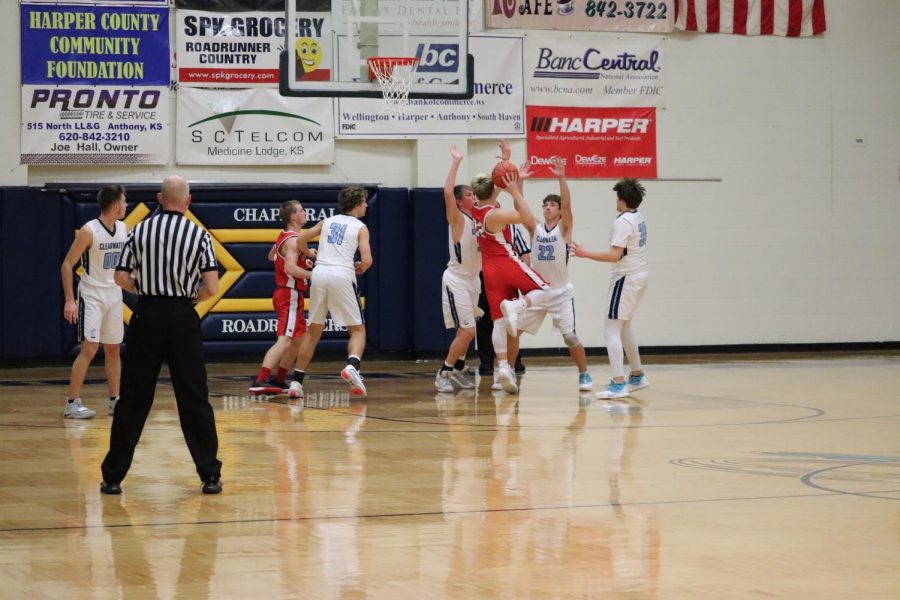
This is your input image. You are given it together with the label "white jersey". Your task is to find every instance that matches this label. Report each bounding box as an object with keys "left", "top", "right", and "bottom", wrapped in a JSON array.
[
  {"left": 532, "top": 221, "right": 569, "bottom": 287},
  {"left": 81, "top": 218, "right": 127, "bottom": 289},
  {"left": 315, "top": 214, "right": 365, "bottom": 272},
  {"left": 446, "top": 213, "right": 481, "bottom": 278},
  {"left": 610, "top": 210, "right": 648, "bottom": 276}
]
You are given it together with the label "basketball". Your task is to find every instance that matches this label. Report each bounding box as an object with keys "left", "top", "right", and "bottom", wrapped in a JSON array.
[{"left": 491, "top": 160, "right": 518, "bottom": 189}]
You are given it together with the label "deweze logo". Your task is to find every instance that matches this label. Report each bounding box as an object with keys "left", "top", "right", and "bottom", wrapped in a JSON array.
[
  {"left": 415, "top": 43, "right": 459, "bottom": 72},
  {"left": 530, "top": 117, "right": 650, "bottom": 134},
  {"left": 576, "top": 154, "right": 607, "bottom": 165},
  {"left": 614, "top": 157, "right": 653, "bottom": 165}
]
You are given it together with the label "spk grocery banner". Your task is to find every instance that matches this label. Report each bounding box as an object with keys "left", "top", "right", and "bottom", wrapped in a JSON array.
[
  {"left": 21, "top": 4, "right": 169, "bottom": 86},
  {"left": 525, "top": 33, "right": 665, "bottom": 107},
  {"left": 21, "top": 85, "right": 169, "bottom": 165},
  {"left": 487, "top": 0, "right": 673, "bottom": 33},
  {"left": 176, "top": 88, "right": 335, "bottom": 165},
  {"left": 527, "top": 106, "right": 657, "bottom": 179},
  {"left": 176, "top": 9, "right": 289, "bottom": 87}
]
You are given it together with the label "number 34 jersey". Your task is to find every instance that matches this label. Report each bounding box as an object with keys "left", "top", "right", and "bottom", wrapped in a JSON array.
[
  {"left": 532, "top": 222, "right": 569, "bottom": 288},
  {"left": 81, "top": 219, "right": 127, "bottom": 290}
]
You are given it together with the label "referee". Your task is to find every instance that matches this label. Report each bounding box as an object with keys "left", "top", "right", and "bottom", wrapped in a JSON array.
[{"left": 100, "top": 175, "right": 223, "bottom": 495}]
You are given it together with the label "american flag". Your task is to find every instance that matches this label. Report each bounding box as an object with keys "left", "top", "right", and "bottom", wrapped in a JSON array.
[{"left": 675, "top": 0, "right": 827, "bottom": 36}]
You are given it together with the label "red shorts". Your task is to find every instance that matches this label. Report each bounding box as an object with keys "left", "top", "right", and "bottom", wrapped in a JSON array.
[
  {"left": 482, "top": 256, "right": 548, "bottom": 320},
  {"left": 273, "top": 287, "right": 307, "bottom": 338}
]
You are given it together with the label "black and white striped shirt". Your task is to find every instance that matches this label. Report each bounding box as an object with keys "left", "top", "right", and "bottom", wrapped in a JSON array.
[
  {"left": 116, "top": 210, "right": 218, "bottom": 297},
  {"left": 511, "top": 225, "right": 531, "bottom": 257}
]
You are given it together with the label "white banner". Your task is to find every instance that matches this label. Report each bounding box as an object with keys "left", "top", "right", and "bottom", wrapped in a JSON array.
[
  {"left": 176, "top": 87, "right": 335, "bottom": 165},
  {"left": 524, "top": 33, "right": 666, "bottom": 107},
  {"left": 21, "top": 85, "right": 168, "bottom": 165},
  {"left": 337, "top": 36, "right": 524, "bottom": 138},
  {"left": 176, "top": 9, "right": 286, "bottom": 87},
  {"left": 486, "top": 0, "right": 673, "bottom": 33}
]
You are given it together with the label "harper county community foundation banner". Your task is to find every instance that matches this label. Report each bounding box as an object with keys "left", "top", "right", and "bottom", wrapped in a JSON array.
[
  {"left": 19, "top": 2, "right": 170, "bottom": 165},
  {"left": 524, "top": 34, "right": 663, "bottom": 179},
  {"left": 176, "top": 88, "right": 335, "bottom": 165}
]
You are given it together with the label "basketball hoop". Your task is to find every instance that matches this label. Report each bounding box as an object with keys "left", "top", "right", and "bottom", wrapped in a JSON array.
[{"left": 366, "top": 56, "right": 419, "bottom": 114}]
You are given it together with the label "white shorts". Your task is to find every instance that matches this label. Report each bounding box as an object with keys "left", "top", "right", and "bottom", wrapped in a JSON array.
[
  {"left": 607, "top": 271, "right": 649, "bottom": 321},
  {"left": 519, "top": 283, "right": 576, "bottom": 335},
  {"left": 307, "top": 265, "right": 364, "bottom": 327},
  {"left": 442, "top": 269, "right": 482, "bottom": 329},
  {"left": 78, "top": 285, "right": 124, "bottom": 344}
]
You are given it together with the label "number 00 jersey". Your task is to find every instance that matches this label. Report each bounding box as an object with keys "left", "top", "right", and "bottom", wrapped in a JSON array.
[
  {"left": 532, "top": 222, "right": 569, "bottom": 287},
  {"left": 81, "top": 219, "right": 127, "bottom": 290}
]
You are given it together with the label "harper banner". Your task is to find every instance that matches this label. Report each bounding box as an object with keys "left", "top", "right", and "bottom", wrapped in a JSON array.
[{"left": 526, "top": 105, "right": 657, "bottom": 179}]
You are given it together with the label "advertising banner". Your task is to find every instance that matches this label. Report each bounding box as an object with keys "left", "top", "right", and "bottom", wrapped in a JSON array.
[
  {"left": 176, "top": 9, "right": 288, "bottom": 87},
  {"left": 21, "top": 85, "right": 169, "bottom": 165},
  {"left": 337, "top": 36, "right": 524, "bottom": 138},
  {"left": 176, "top": 87, "right": 335, "bottom": 165},
  {"left": 524, "top": 33, "right": 665, "bottom": 107},
  {"left": 21, "top": 4, "right": 170, "bottom": 86},
  {"left": 487, "top": 0, "right": 673, "bottom": 32},
  {"left": 174, "top": 0, "right": 285, "bottom": 9},
  {"left": 526, "top": 105, "right": 657, "bottom": 179}
]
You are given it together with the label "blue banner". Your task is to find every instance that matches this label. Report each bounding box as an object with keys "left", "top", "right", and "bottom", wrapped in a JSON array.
[{"left": 21, "top": 5, "right": 170, "bottom": 86}]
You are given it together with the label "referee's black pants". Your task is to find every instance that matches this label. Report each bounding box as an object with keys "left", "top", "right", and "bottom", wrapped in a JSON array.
[{"left": 102, "top": 297, "right": 222, "bottom": 484}]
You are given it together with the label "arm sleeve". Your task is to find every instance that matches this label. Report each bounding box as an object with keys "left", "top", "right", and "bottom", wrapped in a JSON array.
[{"left": 199, "top": 231, "right": 219, "bottom": 272}]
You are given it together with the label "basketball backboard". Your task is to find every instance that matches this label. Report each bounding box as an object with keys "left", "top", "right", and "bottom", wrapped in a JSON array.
[{"left": 281, "top": 0, "right": 472, "bottom": 99}]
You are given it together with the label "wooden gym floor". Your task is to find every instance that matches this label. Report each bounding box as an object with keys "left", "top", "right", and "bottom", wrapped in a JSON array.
[{"left": 0, "top": 352, "right": 898, "bottom": 599}]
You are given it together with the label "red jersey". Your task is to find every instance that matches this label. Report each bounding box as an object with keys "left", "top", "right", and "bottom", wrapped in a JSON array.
[
  {"left": 273, "top": 230, "right": 308, "bottom": 291},
  {"left": 470, "top": 203, "right": 517, "bottom": 261}
]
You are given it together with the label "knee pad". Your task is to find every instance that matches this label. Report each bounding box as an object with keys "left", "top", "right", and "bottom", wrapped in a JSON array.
[
  {"left": 491, "top": 319, "right": 508, "bottom": 354},
  {"left": 562, "top": 331, "right": 580, "bottom": 348}
]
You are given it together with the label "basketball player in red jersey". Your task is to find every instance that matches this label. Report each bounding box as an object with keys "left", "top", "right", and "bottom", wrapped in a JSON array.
[
  {"left": 470, "top": 167, "right": 564, "bottom": 394},
  {"left": 249, "top": 200, "right": 314, "bottom": 396}
]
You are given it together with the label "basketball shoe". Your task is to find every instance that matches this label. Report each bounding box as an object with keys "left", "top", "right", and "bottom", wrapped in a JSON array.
[
  {"left": 108, "top": 396, "right": 119, "bottom": 416},
  {"left": 626, "top": 372, "right": 651, "bottom": 393},
  {"left": 341, "top": 365, "right": 367, "bottom": 397},
  {"left": 449, "top": 367, "right": 476, "bottom": 389},
  {"left": 435, "top": 370, "right": 454, "bottom": 393},
  {"left": 578, "top": 372, "right": 593, "bottom": 391},
  {"left": 496, "top": 366, "right": 518, "bottom": 394},
  {"left": 64, "top": 397, "right": 95, "bottom": 419},
  {"left": 500, "top": 299, "right": 526, "bottom": 336},
  {"left": 249, "top": 376, "right": 284, "bottom": 395},
  {"left": 288, "top": 380, "right": 304, "bottom": 399},
  {"left": 595, "top": 380, "right": 629, "bottom": 399}
]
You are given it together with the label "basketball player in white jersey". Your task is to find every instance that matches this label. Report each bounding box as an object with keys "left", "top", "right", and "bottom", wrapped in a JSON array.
[
  {"left": 571, "top": 178, "right": 650, "bottom": 399},
  {"left": 435, "top": 145, "right": 481, "bottom": 393},
  {"left": 516, "top": 158, "right": 593, "bottom": 391},
  {"left": 290, "top": 186, "right": 372, "bottom": 398},
  {"left": 60, "top": 185, "right": 128, "bottom": 418}
]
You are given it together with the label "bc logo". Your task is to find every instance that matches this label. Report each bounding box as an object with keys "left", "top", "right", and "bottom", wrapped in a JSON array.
[{"left": 415, "top": 44, "right": 459, "bottom": 72}]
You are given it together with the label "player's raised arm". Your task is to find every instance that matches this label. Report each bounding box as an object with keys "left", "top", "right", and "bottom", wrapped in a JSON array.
[
  {"left": 60, "top": 225, "right": 94, "bottom": 325},
  {"left": 296, "top": 220, "right": 324, "bottom": 256},
  {"left": 356, "top": 225, "right": 373, "bottom": 274},
  {"left": 505, "top": 172, "right": 538, "bottom": 236},
  {"left": 551, "top": 158, "right": 574, "bottom": 243},
  {"left": 444, "top": 145, "right": 466, "bottom": 240}
]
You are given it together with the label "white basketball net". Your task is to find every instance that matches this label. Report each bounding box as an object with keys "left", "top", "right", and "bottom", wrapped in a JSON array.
[{"left": 367, "top": 58, "right": 418, "bottom": 115}]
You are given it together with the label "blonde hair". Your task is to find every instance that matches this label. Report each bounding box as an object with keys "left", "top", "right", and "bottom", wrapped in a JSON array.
[{"left": 470, "top": 174, "right": 494, "bottom": 200}]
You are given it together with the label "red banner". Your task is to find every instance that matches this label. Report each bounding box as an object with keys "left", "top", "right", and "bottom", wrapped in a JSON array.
[{"left": 526, "top": 106, "right": 657, "bottom": 179}]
